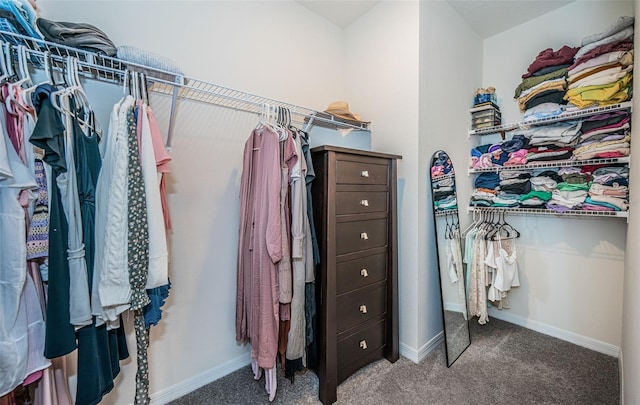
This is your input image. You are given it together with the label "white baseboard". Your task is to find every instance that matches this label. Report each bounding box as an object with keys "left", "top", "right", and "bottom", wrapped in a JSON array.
[
  {"left": 487, "top": 308, "right": 620, "bottom": 358},
  {"left": 149, "top": 351, "right": 252, "bottom": 405},
  {"left": 619, "top": 347, "right": 624, "bottom": 405},
  {"left": 400, "top": 331, "right": 444, "bottom": 364}
]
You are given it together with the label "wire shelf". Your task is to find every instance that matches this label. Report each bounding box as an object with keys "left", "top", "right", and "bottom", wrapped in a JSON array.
[
  {"left": 468, "top": 157, "right": 630, "bottom": 173},
  {"left": 431, "top": 172, "right": 456, "bottom": 182},
  {"left": 435, "top": 208, "right": 459, "bottom": 217},
  {"left": 468, "top": 206, "right": 628, "bottom": 219},
  {"left": 0, "top": 30, "right": 370, "bottom": 141},
  {"left": 468, "top": 102, "right": 633, "bottom": 137}
]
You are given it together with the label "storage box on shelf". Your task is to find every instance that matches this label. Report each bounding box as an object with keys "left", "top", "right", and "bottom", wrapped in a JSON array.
[
  {"left": 466, "top": 102, "right": 632, "bottom": 219},
  {"left": 470, "top": 102, "right": 502, "bottom": 130}
]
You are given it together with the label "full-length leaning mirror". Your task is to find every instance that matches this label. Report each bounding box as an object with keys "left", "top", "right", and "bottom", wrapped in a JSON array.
[{"left": 430, "top": 150, "right": 471, "bottom": 367}]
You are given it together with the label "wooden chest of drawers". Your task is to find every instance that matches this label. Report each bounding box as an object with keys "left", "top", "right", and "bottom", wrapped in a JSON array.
[{"left": 311, "top": 145, "right": 401, "bottom": 405}]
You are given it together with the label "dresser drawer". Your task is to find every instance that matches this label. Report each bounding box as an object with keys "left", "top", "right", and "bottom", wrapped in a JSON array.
[
  {"left": 336, "top": 191, "right": 388, "bottom": 215},
  {"left": 337, "top": 284, "right": 386, "bottom": 333},
  {"left": 336, "top": 160, "right": 389, "bottom": 185},
  {"left": 337, "top": 319, "right": 385, "bottom": 374},
  {"left": 336, "top": 219, "right": 387, "bottom": 256},
  {"left": 337, "top": 253, "right": 387, "bottom": 295}
]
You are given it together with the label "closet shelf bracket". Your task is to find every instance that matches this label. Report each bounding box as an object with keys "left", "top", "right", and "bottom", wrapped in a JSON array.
[{"left": 165, "top": 74, "right": 184, "bottom": 151}]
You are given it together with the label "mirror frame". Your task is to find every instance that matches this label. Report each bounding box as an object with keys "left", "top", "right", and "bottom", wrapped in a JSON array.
[{"left": 429, "top": 150, "right": 471, "bottom": 367}]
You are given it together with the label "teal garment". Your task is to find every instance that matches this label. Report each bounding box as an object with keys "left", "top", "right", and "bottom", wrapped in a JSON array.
[
  {"left": 492, "top": 202, "right": 519, "bottom": 207},
  {"left": 70, "top": 97, "right": 129, "bottom": 405},
  {"left": 519, "top": 190, "right": 552, "bottom": 202},
  {"left": 30, "top": 87, "right": 77, "bottom": 358},
  {"left": 557, "top": 182, "right": 591, "bottom": 191},
  {"left": 584, "top": 197, "right": 621, "bottom": 211}
]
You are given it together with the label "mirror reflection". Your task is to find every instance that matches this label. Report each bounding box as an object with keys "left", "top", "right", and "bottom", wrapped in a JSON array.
[{"left": 430, "top": 150, "right": 471, "bottom": 367}]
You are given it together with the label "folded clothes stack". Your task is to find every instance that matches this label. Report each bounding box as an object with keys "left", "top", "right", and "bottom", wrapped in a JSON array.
[
  {"left": 573, "top": 110, "right": 631, "bottom": 160},
  {"left": 565, "top": 16, "right": 634, "bottom": 109},
  {"left": 514, "top": 45, "right": 578, "bottom": 115},
  {"left": 432, "top": 151, "right": 457, "bottom": 211},
  {"left": 469, "top": 164, "right": 628, "bottom": 212},
  {"left": 432, "top": 150, "right": 454, "bottom": 178},
  {"left": 584, "top": 166, "right": 629, "bottom": 211}
]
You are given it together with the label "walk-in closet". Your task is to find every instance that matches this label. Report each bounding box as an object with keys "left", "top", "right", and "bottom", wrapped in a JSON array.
[{"left": 0, "top": 1, "right": 638, "bottom": 405}]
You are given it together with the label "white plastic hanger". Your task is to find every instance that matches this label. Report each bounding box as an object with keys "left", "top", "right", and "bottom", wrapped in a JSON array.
[{"left": 22, "top": 50, "right": 51, "bottom": 107}]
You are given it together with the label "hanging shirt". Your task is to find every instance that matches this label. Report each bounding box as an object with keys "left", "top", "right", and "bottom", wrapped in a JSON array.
[
  {"left": 138, "top": 102, "right": 168, "bottom": 289},
  {"left": 0, "top": 119, "right": 39, "bottom": 397},
  {"left": 59, "top": 95, "right": 92, "bottom": 328},
  {"left": 287, "top": 131, "right": 310, "bottom": 363},
  {"left": 96, "top": 96, "right": 135, "bottom": 322},
  {"left": 236, "top": 124, "right": 282, "bottom": 370},
  {"left": 30, "top": 85, "right": 77, "bottom": 359}
]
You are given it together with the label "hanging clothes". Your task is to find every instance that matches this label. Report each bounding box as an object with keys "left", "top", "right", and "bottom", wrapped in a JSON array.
[
  {"left": 66, "top": 95, "right": 128, "bottom": 405},
  {"left": 94, "top": 96, "right": 135, "bottom": 323},
  {"left": 236, "top": 124, "right": 282, "bottom": 400},
  {"left": 0, "top": 116, "right": 42, "bottom": 396},
  {"left": 286, "top": 130, "right": 311, "bottom": 370},
  {"left": 30, "top": 84, "right": 77, "bottom": 359}
]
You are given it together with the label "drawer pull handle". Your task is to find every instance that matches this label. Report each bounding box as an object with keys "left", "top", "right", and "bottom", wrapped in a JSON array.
[
  {"left": 360, "top": 268, "right": 369, "bottom": 277},
  {"left": 361, "top": 170, "right": 369, "bottom": 177},
  {"left": 360, "top": 199, "right": 369, "bottom": 207},
  {"left": 360, "top": 305, "right": 367, "bottom": 314},
  {"left": 360, "top": 232, "right": 369, "bottom": 240},
  {"left": 360, "top": 340, "right": 368, "bottom": 350}
]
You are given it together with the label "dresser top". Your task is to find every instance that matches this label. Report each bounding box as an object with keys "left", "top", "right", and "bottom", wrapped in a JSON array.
[{"left": 310, "top": 145, "right": 402, "bottom": 160}]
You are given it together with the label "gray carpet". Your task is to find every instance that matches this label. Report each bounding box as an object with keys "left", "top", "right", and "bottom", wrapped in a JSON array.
[{"left": 170, "top": 318, "right": 619, "bottom": 404}]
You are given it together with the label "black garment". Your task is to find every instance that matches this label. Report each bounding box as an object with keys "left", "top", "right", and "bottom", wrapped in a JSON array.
[
  {"left": 36, "top": 18, "right": 117, "bottom": 56},
  {"left": 70, "top": 97, "right": 129, "bottom": 405},
  {"left": 524, "top": 90, "right": 568, "bottom": 111},
  {"left": 300, "top": 132, "right": 318, "bottom": 351},
  {"left": 536, "top": 170, "right": 564, "bottom": 184},
  {"left": 500, "top": 182, "right": 531, "bottom": 195},
  {"left": 531, "top": 63, "right": 571, "bottom": 77},
  {"left": 581, "top": 111, "right": 629, "bottom": 133},
  {"left": 433, "top": 189, "right": 455, "bottom": 201},
  {"left": 30, "top": 87, "right": 77, "bottom": 358}
]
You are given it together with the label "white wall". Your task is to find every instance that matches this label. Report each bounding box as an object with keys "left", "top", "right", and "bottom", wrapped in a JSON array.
[
  {"left": 343, "top": 0, "right": 421, "bottom": 353},
  {"left": 36, "top": 1, "right": 371, "bottom": 403},
  {"left": 623, "top": 2, "right": 640, "bottom": 403},
  {"left": 478, "top": 0, "right": 632, "bottom": 350},
  {"left": 419, "top": 0, "right": 483, "bottom": 352}
]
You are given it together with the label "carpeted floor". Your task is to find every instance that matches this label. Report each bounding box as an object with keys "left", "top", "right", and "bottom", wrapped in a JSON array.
[{"left": 170, "top": 318, "right": 619, "bottom": 405}]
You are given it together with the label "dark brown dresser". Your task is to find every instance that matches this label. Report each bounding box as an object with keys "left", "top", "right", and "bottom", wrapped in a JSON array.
[{"left": 311, "top": 145, "right": 401, "bottom": 405}]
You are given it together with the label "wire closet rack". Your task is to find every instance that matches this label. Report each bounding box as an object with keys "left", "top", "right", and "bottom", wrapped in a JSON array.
[
  {"left": 468, "top": 101, "right": 633, "bottom": 137},
  {"left": 468, "top": 206, "right": 629, "bottom": 220},
  {"left": 0, "top": 30, "right": 370, "bottom": 148}
]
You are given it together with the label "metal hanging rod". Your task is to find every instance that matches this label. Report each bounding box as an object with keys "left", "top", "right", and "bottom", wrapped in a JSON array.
[
  {"left": 0, "top": 30, "right": 370, "bottom": 148},
  {"left": 435, "top": 208, "right": 459, "bottom": 217},
  {"left": 468, "top": 206, "right": 628, "bottom": 219}
]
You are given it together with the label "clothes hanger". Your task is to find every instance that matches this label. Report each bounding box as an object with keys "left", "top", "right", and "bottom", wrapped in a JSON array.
[
  {"left": 495, "top": 212, "right": 520, "bottom": 240},
  {"left": 4, "top": 43, "right": 16, "bottom": 82},
  {"left": 140, "top": 72, "right": 149, "bottom": 105},
  {"left": 0, "top": 41, "right": 8, "bottom": 84},
  {"left": 22, "top": 50, "right": 51, "bottom": 107},
  {"left": 461, "top": 208, "right": 480, "bottom": 238}
]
